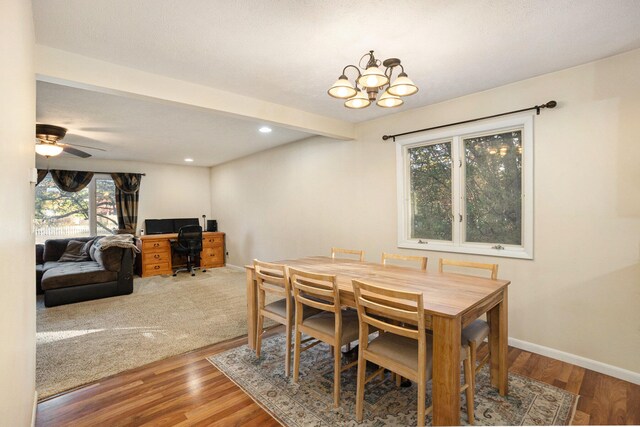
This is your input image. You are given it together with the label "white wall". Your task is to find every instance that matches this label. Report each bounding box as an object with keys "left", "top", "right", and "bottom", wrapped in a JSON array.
[
  {"left": 36, "top": 157, "right": 212, "bottom": 233},
  {"left": 210, "top": 49, "right": 640, "bottom": 376},
  {"left": 0, "top": 0, "right": 37, "bottom": 424}
]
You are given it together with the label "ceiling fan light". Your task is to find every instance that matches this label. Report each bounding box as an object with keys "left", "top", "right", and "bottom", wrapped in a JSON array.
[
  {"left": 357, "top": 66, "right": 389, "bottom": 88},
  {"left": 344, "top": 90, "right": 371, "bottom": 109},
  {"left": 328, "top": 76, "right": 357, "bottom": 99},
  {"left": 388, "top": 74, "right": 419, "bottom": 96},
  {"left": 35, "top": 142, "right": 63, "bottom": 157},
  {"left": 376, "top": 91, "right": 404, "bottom": 108}
]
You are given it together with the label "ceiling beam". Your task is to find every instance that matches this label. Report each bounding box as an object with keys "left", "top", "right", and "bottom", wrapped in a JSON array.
[{"left": 35, "top": 45, "right": 355, "bottom": 141}]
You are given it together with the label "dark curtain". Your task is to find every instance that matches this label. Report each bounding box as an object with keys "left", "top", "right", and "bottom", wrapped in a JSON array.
[
  {"left": 50, "top": 169, "right": 94, "bottom": 192},
  {"left": 110, "top": 173, "right": 142, "bottom": 235},
  {"left": 36, "top": 169, "right": 49, "bottom": 185}
]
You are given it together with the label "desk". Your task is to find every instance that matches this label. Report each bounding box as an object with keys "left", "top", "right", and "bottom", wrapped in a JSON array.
[
  {"left": 139, "top": 232, "right": 225, "bottom": 277},
  {"left": 245, "top": 256, "right": 510, "bottom": 426}
]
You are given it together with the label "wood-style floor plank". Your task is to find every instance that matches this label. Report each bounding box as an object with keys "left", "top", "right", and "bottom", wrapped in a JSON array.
[{"left": 36, "top": 328, "right": 640, "bottom": 426}]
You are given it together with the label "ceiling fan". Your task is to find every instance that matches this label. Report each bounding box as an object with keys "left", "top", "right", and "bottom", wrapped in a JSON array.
[{"left": 35, "top": 124, "right": 106, "bottom": 158}]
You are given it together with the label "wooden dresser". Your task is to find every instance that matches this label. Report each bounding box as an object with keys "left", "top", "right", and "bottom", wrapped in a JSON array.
[{"left": 139, "top": 232, "right": 225, "bottom": 277}]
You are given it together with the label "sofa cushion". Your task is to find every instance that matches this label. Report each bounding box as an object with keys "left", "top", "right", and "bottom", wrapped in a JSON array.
[
  {"left": 43, "top": 237, "right": 94, "bottom": 262},
  {"left": 58, "top": 240, "right": 91, "bottom": 262},
  {"left": 41, "top": 261, "right": 118, "bottom": 290}
]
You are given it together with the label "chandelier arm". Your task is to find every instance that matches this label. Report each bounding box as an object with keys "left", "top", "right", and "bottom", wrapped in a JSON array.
[{"left": 342, "top": 64, "right": 362, "bottom": 80}]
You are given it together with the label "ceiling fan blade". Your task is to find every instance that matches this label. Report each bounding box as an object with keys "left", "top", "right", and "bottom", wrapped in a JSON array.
[
  {"left": 62, "top": 142, "right": 107, "bottom": 152},
  {"left": 63, "top": 146, "right": 92, "bottom": 158}
]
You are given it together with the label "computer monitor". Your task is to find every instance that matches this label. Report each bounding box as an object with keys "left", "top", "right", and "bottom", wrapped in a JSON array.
[
  {"left": 145, "top": 219, "right": 174, "bottom": 235},
  {"left": 173, "top": 218, "right": 200, "bottom": 232}
]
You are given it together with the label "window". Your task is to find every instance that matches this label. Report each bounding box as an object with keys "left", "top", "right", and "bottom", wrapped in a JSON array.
[
  {"left": 396, "top": 114, "right": 533, "bottom": 259},
  {"left": 35, "top": 174, "right": 118, "bottom": 244}
]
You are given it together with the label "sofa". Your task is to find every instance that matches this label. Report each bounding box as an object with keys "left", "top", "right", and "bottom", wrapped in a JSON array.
[{"left": 36, "top": 236, "right": 135, "bottom": 307}]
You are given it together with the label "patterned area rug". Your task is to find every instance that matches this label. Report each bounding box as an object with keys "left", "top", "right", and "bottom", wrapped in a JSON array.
[{"left": 208, "top": 334, "right": 578, "bottom": 426}]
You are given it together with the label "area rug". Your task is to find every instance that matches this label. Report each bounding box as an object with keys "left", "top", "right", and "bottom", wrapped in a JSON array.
[
  {"left": 37, "top": 267, "right": 260, "bottom": 399},
  {"left": 208, "top": 334, "right": 578, "bottom": 426}
]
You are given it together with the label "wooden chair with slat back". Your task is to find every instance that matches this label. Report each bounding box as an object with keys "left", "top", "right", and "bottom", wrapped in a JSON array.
[
  {"left": 352, "top": 279, "right": 474, "bottom": 426},
  {"left": 289, "top": 267, "right": 361, "bottom": 408},
  {"left": 331, "top": 247, "right": 365, "bottom": 262},
  {"left": 381, "top": 252, "right": 428, "bottom": 270},
  {"left": 254, "top": 259, "right": 320, "bottom": 377},
  {"left": 439, "top": 258, "right": 499, "bottom": 388}
]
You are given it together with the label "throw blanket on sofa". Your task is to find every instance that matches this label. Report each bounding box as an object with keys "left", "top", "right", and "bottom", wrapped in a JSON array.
[{"left": 99, "top": 234, "right": 141, "bottom": 253}]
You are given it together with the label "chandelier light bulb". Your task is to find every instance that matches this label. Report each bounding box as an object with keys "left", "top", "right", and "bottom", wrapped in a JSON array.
[
  {"left": 328, "top": 76, "right": 357, "bottom": 99},
  {"left": 358, "top": 66, "right": 389, "bottom": 88},
  {"left": 35, "top": 142, "right": 64, "bottom": 157},
  {"left": 344, "top": 90, "right": 371, "bottom": 109},
  {"left": 376, "top": 91, "right": 404, "bottom": 108},
  {"left": 388, "top": 73, "right": 419, "bottom": 97}
]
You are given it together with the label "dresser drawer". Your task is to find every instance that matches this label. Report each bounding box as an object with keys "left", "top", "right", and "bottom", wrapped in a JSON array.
[
  {"left": 142, "top": 239, "right": 170, "bottom": 252},
  {"left": 202, "top": 235, "right": 224, "bottom": 248},
  {"left": 142, "top": 262, "right": 171, "bottom": 276},
  {"left": 201, "top": 247, "right": 224, "bottom": 266},
  {"left": 143, "top": 251, "right": 170, "bottom": 264}
]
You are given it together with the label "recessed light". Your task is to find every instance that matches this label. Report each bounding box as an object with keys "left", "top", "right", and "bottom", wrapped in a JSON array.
[
  {"left": 259, "top": 126, "right": 272, "bottom": 133},
  {"left": 184, "top": 158, "right": 194, "bottom": 162}
]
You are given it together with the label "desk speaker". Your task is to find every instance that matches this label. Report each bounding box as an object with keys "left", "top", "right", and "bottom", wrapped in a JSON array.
[{"left": 206, "top": 220, "right": 218, "bottom": 232}]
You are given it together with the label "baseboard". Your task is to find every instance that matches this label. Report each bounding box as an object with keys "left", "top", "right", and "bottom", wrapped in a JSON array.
[
  {"left": 225, "top": 263, "right": 245, "bottom": 272},
  {"left": 508, "top": 337, "right": 640, "bottom": 385},
  {"left": 31, "top": 391, "right": 38, "bottom": 427}
]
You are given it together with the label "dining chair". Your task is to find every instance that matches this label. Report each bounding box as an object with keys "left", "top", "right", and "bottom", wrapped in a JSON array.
[
  {"left": 439, "top": 258, "right": 499, "bottom": 385},
  {"left": 331, "top": 247, "right": 365, "bottom": 262},
  {"left": 352, "top": 279, "right": 474, "bottom": 426},
  {"left": 254, "top": 259, "right": 319, "bottom": 377},
  {"left": 289, "top": 267, "right": 361, "bottom": 408},
  {"left": 381, "top": 252, "right": 428, "bottom": 270}
]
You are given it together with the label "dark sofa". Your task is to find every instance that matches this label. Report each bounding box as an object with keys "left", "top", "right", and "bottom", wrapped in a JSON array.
[{"left": 36, "top": 236, "right": 134, "bottom": 307}]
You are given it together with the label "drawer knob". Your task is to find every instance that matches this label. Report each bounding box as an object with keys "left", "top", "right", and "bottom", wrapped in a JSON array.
[
  {"left": 154, "top": 243, "right": 160, "bottom": 247},
  {"left": 154, "top": 265, "right": 160, "bottom": 270},
  {"left": 154, "top": 254, "right": 160, "bottom": 259}
]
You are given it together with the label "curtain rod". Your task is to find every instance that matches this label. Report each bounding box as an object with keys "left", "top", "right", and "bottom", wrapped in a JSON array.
[
  {"left": 40, "top": 168, "right": 146, "bottom": 176},
  {"left": 381, "top": 100, "right": 557, "bottom": 142}
]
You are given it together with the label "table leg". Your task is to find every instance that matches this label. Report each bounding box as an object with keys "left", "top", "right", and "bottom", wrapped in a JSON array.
[
  {"left": 488, "top": 288, "right": 508, "bottom": 395},
  {"left": 246, "top": 268, "right": 257, "bottom": 350},
  {"left": 432, "top": 315, "right": 461, "bottom": 426}
]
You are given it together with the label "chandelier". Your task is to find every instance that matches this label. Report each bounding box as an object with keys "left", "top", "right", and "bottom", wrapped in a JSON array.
[{"left": 328, "top": 50, "right": 418, "bottom": 109}]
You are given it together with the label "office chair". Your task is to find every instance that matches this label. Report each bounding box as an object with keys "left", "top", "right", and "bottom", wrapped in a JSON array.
[{"left": 172, "top": 225, "right": 204, "bottom": 277}]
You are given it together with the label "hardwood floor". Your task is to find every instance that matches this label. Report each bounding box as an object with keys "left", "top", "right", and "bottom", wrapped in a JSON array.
[{"left": 37, "top": 328, "right": 640, "bottom": 426}]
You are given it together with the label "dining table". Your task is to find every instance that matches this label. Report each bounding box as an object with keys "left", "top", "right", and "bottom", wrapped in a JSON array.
[{"left": 245, "top": 256, "right": 510, "bottom": 426}]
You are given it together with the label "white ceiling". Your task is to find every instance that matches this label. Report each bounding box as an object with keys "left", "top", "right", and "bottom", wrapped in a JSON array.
[
  {"left": 33, "top": 0, "right": 640, "bottom": 164},
  {"left": 36, "top": 81, "right": 314, "bottom": 166}
]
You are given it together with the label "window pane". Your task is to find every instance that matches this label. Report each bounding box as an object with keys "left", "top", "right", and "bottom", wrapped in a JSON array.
[
  {"left": 464, "top": 130, "right": 522, "bottom": 245},
  {"left": 96, "top": 178, "right": 118, "bottom": 236},
  {"left": 408, "top": 142, "right": 453, "bottom": 241},
  {"left": 35, "top": 176, "right": 90, "bottom": 244}
]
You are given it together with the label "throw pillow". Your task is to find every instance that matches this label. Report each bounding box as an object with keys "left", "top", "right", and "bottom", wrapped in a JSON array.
[
  {"left": 58, "top": 240, "right": 91, "bottom": 262},
  {"left": 82, "top": 238, "right": 95, "bottom": 258}
]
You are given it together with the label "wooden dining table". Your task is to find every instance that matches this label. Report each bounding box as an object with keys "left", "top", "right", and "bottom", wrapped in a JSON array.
[{"left": 245, "top": 256, "right": 510, "bottom": 426}]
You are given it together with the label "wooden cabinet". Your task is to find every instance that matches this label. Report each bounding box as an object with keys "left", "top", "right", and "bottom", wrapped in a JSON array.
[{"left": 139, "top": 232, "right": 225, "bottom": 277}]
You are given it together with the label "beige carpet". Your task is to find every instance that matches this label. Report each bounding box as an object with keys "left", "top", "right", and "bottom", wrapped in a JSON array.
[{"left": 36, "top": 267, "right": 258, "bottom": 399}]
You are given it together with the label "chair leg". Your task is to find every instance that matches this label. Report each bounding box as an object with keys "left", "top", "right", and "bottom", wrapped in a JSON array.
[
  {"left": 355, "top": 345, "right": 366, "bottom": 422},
  {"left": 470, "top": 340, "right": 477, "bottom": 388},
  {"left": 333, "top": 345, "right": 341, "bottom": 408},
  {"left": 255, "top": 314, "right": 264, "bottom": 358},
  {"left": 464, "top": 348, "right": 475, "bottom": 425},
  {"left": 417, "top": 377, "right": 426, "bottom": 427},
  {"left": 284, "top": 322, "right": 292, "bottom": 378},
  {"left": 293, "top": 329, "right": 301, "bottom": 383}
]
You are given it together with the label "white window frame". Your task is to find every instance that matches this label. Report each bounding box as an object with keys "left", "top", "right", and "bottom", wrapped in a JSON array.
[
  {"left": 396, "top": 113, "right": 534, "bottom": 259},
  {"left": 89, "top": 174, "right": 116, "bottom": 236}
]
